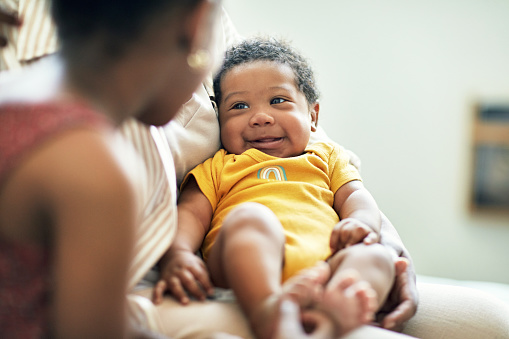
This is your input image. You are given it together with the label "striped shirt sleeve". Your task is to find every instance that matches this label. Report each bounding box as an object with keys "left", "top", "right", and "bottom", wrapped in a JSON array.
[
  {"left": 118, "top": 119, "right": 177, "bottom": 291},
  {"left": 0, "top": 0, "right": 58, "bottom": 71}
]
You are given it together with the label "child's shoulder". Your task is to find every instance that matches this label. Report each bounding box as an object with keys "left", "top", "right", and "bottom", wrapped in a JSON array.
[
  {"left": 306, "top": 141, "right": 355, "bottom": 165},
  {"left": 204, "top": 148, "right": 229, "bottom": 162},
  {"left": 196, "top": 148, "right": 236, "bottom": 169},
  {"left": 306, "top": 140, "right": 343, "bottom": 155}
]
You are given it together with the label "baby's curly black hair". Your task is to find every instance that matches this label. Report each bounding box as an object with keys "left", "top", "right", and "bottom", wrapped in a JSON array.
[{"left": 213, "top": 37, "right": 320, "bottom": 107}]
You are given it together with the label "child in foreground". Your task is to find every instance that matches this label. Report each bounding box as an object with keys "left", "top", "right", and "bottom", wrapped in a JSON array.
[{"left": 155, "top": 37, "right": 406, "bottom": 339}]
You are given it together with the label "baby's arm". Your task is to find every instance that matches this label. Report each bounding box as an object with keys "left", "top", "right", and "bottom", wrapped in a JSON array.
[
  {"left": 330, "top": 180, "right": 381, "bottom": 253},
  {"left": 153, "top": 176, "right": 214, "bottom": 304}
]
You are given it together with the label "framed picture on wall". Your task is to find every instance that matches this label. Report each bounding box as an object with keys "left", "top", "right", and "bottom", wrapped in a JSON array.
[{"left": 471, "top": 102, "right": 509, "bottom": 213}]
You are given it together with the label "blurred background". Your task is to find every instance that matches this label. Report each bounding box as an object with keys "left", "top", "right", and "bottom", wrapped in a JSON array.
[{"left": 223, "top": 0, "right": 509, "bottom": 284}]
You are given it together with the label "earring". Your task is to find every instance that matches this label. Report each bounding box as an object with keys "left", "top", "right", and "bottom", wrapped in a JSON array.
[{"left": 187, "top": 49, "right": 210, "bottom": 72}]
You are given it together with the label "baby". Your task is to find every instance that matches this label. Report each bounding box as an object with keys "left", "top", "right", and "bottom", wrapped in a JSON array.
[{"left": 155, "top": 37, "right": 405, "bottom": 339}]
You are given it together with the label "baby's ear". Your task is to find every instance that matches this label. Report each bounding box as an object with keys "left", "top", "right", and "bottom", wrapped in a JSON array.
[{"left": 310, "top": 102, "right": 320, "bottom": 132}]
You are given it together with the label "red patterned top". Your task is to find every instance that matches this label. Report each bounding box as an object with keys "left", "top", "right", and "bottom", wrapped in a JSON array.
[{"left": 0, "top": 101, "right": 109, "bottom": 338}]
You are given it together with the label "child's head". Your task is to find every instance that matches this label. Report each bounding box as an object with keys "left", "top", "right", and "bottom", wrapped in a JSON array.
[{"left": 214, "top": 37, "right": 320, "bottom": 158}]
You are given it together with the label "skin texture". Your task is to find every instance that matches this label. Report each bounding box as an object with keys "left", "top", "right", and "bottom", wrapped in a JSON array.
[
  {"left": 2, "top": 4, "right": 417, "bottom": 337},
  {"left": 216, "top": 59, "right": 418, "bottom": 332},
  {"left": 0, "top": 1, "right": 221, "bottom": 337},
  {"left": 377, "top": 213, "right": 418, "bottom": 331},
  {"left": 155, "top": 60, "right": 399, "bottom": 338},
  {"left": 218, "top": 61, "right": 318, "bottom": 158}
]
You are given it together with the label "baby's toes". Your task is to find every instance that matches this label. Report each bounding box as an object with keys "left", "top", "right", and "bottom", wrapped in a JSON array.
[
  {"left": 282, "top": 279, "right": 312, "bottom": 306},
  {"left": 285, "top": 280, "right": 318, "bottom": 306},
  {"left": 352, "top": 281, "right": 377, "bottom": 323},
  {"left": 283, "top": 262, "right": 332, "bottom": 307},
  {"left": 299, "top": 261, "right": 332, "bottom": 285}
]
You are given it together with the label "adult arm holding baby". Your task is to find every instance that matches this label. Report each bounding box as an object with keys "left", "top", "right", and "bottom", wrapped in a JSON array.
[{"left": 332, "top": 179, "right": 417, "bottom": 331}]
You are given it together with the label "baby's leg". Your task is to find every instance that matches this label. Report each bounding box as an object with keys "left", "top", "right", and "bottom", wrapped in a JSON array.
[
  {"left": 207, "top": 203, "right": 328, "bottom": 339},
  {"left": 207, "top": 203, "right": 285, "bottom": 310},
  {"left": 322, "top": 243, "right": 397, "bottom": 335}
]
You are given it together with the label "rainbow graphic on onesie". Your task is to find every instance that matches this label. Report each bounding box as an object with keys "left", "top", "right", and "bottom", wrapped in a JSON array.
[{"left": 257, "top": 166, "right": 288, "bottom": 181}]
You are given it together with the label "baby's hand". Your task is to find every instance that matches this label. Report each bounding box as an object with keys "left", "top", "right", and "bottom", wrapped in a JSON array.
[
  {"left": 330, "top": 218, "right": 379, "bottom": 253},
  {"left": 153, "top": 249, "right": 214, "bottom": 305}
]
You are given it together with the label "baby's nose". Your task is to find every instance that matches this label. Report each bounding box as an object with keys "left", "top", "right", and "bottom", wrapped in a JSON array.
[{"left": 250, "top": 111, "right": 274, "bottom": 126}]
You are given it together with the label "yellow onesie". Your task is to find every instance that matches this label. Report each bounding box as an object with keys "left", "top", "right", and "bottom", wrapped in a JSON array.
[{"left": 183, "top": 142, "right": 362, "bottom": 281}]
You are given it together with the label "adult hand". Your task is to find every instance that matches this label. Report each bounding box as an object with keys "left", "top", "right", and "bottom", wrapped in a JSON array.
[
  {"left": 377, "top": 213, "right": 418, "bottom": 331},
  {"left": 0, "top": 9, "right": 21, "bottom": 47},
  {"left": 273, "top": 299, "right": 336, "bottom": 339},
  {"left": 152, "top": 249, "right": 214, "bottom": 305},
  {"left": 376, "top": 259, "right": 418, "bottom": 331},
  {"left": 330, "top": 218, "right": 379, "bottom": 253}
]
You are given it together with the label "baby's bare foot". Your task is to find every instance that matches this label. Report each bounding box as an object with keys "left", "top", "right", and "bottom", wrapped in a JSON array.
[
  {"left": 318, "top": 269, "right": 377, "bottom": 336},
  {"left": 249, "top": 262, "right": 331, "bottom": 339},
  {"left": 282, "top": 261, "right": 331, "bottom": 308}
]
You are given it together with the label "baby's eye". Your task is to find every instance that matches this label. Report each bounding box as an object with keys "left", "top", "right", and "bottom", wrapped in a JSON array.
[
  {"left": 271, "top": 98, "right": 286, "bottom": 105},
  {"left": 232, "top": 103, "right": 248, "bottom": 110}
]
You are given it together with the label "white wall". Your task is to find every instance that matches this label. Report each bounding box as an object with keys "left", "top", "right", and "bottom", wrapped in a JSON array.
[{"left": 223, "top": 0, "right": 509, "bottom": 284}]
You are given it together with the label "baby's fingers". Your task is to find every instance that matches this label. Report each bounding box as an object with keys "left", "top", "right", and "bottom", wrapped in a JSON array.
[
  {"left": 330, "top": 227, "right": 340, "bottom": 252},
  {"left": 343, "top": 226, "right": 371, "bottom": 246},
  {"left": 363, "top": 232, "right": 379, "bottom": 245},
  {"left": 152, "top": 279, "right": 168, "bottom": 304},
  {"left": 167, "top": 275, "right": 191, "bottom": 304},
  {"left": 179, "top": 269, "right": 210, "bottom": 301},
  {"left": 330, "top": 222, "right": 351, "bottom": 251},
  {"left": 190, "top": 265, "right": 214, "bottom": 296}
]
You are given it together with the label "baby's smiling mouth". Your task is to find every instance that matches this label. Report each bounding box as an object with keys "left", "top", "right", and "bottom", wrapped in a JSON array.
[{"left": 249, "top": 137, "right": 284, "bottom": 148}]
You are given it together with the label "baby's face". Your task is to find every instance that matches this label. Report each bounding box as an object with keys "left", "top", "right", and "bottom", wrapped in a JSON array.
[{"left": 218, "top": 61, "right": 317, "bottom": 158}]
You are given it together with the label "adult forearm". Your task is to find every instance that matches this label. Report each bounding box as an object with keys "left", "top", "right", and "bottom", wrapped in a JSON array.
[
  {"left": 379, "top": 211, "right": 416, "bottom": 283},
  {"left": 380, "top": 212, "right": 411, "bottom": 261},
  {"left": 377, "top": 211, "right": 419, "bottom": 331}
]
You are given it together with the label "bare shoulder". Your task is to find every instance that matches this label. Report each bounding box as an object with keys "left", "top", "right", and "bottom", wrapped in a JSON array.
[
  {"left": 0, "top": 126, "right": 141, "bottom": 242},
  {"left": 35, "top": 127, "right": 138, "bottom": 202}
]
